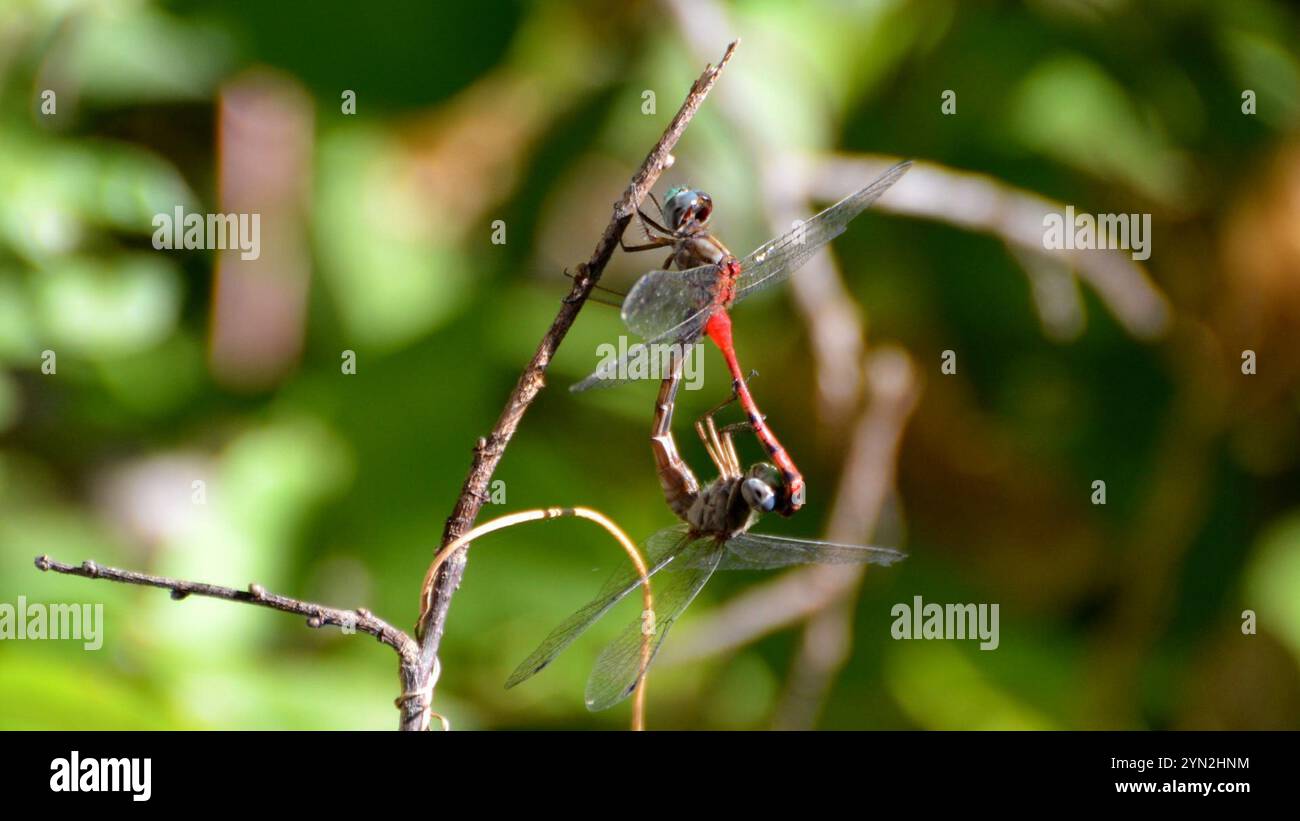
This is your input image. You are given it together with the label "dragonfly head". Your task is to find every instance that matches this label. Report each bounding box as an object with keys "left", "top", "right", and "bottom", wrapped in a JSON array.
[
  {"left": 740, "top": 463, "right": 783, "bottom": 514},
  {"left": 663, "top": 186, "right": 713, "bottom": 230}
]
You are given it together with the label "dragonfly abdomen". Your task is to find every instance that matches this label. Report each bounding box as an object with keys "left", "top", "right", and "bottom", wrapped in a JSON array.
[
  {"left": 652, "top": 431, "right": 699, "bottom": 521},
  {"left": 651, "top": 350, "right": 700, "bottom": 520}
]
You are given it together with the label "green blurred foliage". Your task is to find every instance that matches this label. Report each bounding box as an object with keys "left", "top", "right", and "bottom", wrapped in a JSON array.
[{"left": 1, "top": 0, "right": 1299, "bottom": 730}]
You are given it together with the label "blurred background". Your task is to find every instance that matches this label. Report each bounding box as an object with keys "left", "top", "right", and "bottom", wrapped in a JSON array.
[{"left": 2, "top": 0, "right": 1300, "bottom": 730}]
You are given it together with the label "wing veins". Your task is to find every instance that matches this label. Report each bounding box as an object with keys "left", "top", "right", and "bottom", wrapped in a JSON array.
[{"left": 504, "top": 525, "right": 691, "bottom": 688}]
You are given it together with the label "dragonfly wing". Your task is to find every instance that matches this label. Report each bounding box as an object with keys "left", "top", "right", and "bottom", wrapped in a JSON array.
[
  {"left": 570, "top": 339, "right": 652, "bottom": 393},
  {"left": 717, "top": 531, "right": 907, "bottom": 571},
  {"left": 584, "top": 534, "right": 725, "bottom": 711},
  {"left": 621, "top": 266, "right": 718, "bottom": 341},
  {"left": 733, "top": 160, "right": 911, "bottom": 304},
  {"left": 505, "top": 524, "right": 691, "bottom": 689},
  {"left": 569, "top": 314, "right": 710, "bottom": 392}
]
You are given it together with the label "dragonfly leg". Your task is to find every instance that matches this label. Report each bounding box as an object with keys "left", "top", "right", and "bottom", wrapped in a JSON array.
[
  {"left": 694, "top": 416, "right": 732, "bottom": 478},
  {"left": 719, "top": 419, "right": 760, "bottom": 437},
  {"left": 719, "top": 423, "right": 743, "bottom": 477},
  {"left": 706, "top": 414, "right": 734, "bottom": 477},
  {"left": 698, "top": 368, "right": 761, "bottom": 423},
  {"left": 627, "top": 202, "right": 677, "bottom": 248},
  {"left": 635, "top": 209, "right": 658, "bottom": 242},
  {"left": 646, "top": 191, "right": 665, "bottom": 219},
  {"left": 564, "top": 268, "right": 626, "bottom": 295},
  {"left": 697, "top": 412, "right": 743, "bottom": 478},
  {"left": 638, "top": 205, "right": 674, "bottom": 236},
  {"left": 563, "top": 269, "right": 626, "bottom": 307},
  {"left": 619, "top": 236, "right": 674, "bottom": 254},
  {"left": 690, "top": 378, "right": 758, "bottom": 466}
]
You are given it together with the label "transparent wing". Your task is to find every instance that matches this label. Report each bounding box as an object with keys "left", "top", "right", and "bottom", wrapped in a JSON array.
[
  {"left": 568, "top": 301, "right": 711, "bottom": 393},
  {"left": 570, "top": 339, "right": 652, "bottom": 393},
  {"left": 717, "top": 531, "right": 907, "bottom": 571},
  {"left": 584, "top": 535, "right": 725, "bottom": 711},
  {"left": 732, "top": 160, "right": 911, "bottom": 304},
  {"left": 571, "top": 160, "right": 909, "bottom": 392},
  {"left": 620, "top": 265, "right": 720, "bottom": 341},
  {"left": 505, "top": 524, "right": 691, "bottom": 689}
]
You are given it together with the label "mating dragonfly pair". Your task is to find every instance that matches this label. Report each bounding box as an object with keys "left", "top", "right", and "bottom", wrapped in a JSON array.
[{"left": 507, "top": 161, "right": 913, "bottom": 710}]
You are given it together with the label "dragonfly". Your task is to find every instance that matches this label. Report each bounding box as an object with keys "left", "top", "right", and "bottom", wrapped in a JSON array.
[
  {"left": 572, "top": 160, "right": 912, "bottom": 518},
  {"left": 507, "top": 349, "right": 906, "bottom": 711}
]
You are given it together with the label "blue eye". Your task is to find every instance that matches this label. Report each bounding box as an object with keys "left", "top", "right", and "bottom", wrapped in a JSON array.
[{"left": 743, "top": 478, "right": 777, "bottom": 512}]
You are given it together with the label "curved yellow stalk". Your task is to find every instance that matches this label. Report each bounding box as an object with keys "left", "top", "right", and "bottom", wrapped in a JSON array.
[{"left": 417, "top": 507, "right": 653, "bottom": 731}]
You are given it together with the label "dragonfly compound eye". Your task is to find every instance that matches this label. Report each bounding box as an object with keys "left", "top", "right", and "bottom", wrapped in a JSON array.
[
  {"left": 694, "top": 192, "right": 712, "bottom": 223},
  {"left": 741, "top": 477, "right": 777, "bottom": 513},
  {"left": 664, "top": 187, "right": 704, "bottom": 229}
]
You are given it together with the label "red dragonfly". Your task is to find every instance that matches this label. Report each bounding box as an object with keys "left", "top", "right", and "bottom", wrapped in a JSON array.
[
  {"left": 573, "top": 160, "right": 912, "bottom": 517},
  {"left": 511, "top": 349, "right": 906, "bottom": 711}
]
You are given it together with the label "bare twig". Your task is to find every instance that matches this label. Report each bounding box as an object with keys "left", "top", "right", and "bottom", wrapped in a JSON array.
[
  {"left": 409, "top": 41, "right": 738, "bottom": 730},
  {"left": 415, "top": 506, "right": 653, "bottom": 730},
  {"left": 32, "top": 554, "right": 422, "bottom": 715}
]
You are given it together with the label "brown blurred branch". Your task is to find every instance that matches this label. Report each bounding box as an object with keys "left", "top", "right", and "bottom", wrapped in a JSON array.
[
  {"left": 410, "top": 41, "right": 739, "bottom": 730},
  {"left": 773, "top": 594, "right": 857, "bottom": 730},
  {"left": 771, "top": 348, "right": 920, "bottom": 728},
  {"left": 810, "top": 154, "right": 1172, "bottom": 341}
]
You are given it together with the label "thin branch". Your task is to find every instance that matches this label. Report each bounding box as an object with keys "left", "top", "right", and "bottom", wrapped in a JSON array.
[
  {"left": 411, "top": 40, "right": 739, "bottom": 730},
  {"left": 33, "top": 554, "right": 423, "bottom": 722}
]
